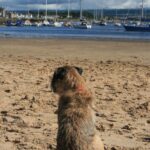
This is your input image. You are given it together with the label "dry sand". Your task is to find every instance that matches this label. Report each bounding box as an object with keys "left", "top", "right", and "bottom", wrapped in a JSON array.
[{"left": 0, "top": 39, "right": 150, "bottom": 150}]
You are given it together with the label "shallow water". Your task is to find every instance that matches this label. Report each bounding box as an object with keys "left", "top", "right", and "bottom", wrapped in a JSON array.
[{"left": 0, "top": 25, "right": 150, "bottom": 40}]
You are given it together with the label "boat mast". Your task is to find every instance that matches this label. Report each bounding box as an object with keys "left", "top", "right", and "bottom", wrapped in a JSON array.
[
  {"left": 38, "top": 8, "right": 40, "bottom": 19},
  {"left": 95, "top": 9, "right": 98, "bottom": 20},
  {"left": 27, "top": 0, "right": 30, "bottom": 19},
  {"left": 37, "top": 0, "right": 40, "bottom": 19},
  {"left": 67, "top": 0, "right": 70, "bottom": 18},
  {"left": 141, "top": 0, "right": 144, "bottom": 18},
  {"left": 28, "top": 9, "right": 30, "bottom": 17},
  {"left": 55, "top": 0, "right": 58, "bottom": 21},
  {"left": 101, "top": 8, "right": 103, "bottom": 20},
  {"left": 80, "top": 0, "right": 83, "bottom": 19},
  {"left": 115, "top": 9, "right": 118, "bottom": 20},
  {"left": 45, "top": 0, "right": 48, "bottom": 20}
]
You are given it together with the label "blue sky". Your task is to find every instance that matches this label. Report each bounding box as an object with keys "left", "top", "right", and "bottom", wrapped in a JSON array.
[{"left": 0, "top": 0, "right": 150, "bottom": 10}]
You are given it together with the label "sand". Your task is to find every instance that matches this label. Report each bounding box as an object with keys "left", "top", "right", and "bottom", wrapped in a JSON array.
[{"left": 0, "top": 38, "right": 150, "bottom": 150}]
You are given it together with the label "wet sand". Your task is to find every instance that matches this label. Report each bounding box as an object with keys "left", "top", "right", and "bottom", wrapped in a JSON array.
[
  {"left": 0, "top": 39, "right": 150, "bottom": 150},
  {"left": 0, "top": 38, "right": 150, "bottom": 64}
]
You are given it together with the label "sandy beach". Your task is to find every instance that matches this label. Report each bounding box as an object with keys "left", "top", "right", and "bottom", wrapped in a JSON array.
[{"left": 0, "top": 38, "right": 150, "bottom": 150}]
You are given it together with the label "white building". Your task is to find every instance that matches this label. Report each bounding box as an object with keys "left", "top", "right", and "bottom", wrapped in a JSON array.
[{"left": 0, "top": 8, "right": 6, "bottom": 17}]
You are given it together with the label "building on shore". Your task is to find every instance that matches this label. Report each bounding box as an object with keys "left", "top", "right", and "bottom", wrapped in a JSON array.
[{"left": 0, "top": 7, "right": 6, "bottom": 18}]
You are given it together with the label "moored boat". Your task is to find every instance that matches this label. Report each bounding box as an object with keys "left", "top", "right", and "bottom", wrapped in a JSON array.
[
  {"left": 24, "top": 20, "right": 32, "bottom": 26},
  {"left": 74, "top": 0, "right": 92, "bottom": 29},
  {"left": 124, "top": 0, "right": 150, "bottom": 32},
  {"left": 124, "top": 24, "right": 150, "bottom": 32},
  {"left": 6, "top": 20, "right": 23, "bottom": 26},
  {"left": 15, "top": 20, "right": 23, "bottom": 26},
  {"left": 33, "top": 21, "right": 43, "bottom": 27},
  {"left": 54, "top": 22, "right": 63, "bottom": 27},
  {"left": 6, "top": 20, "right": 14, "bottom": 26},
  {"left": 99, "top": 21, "right": 107, "bottom": 26},
  {"left": 114, "top": 22, "right": 122, "bottom": 27},
  {"left": 43, "top": 20, "right": 50, "bottom": 26},
  {"left": 73, "top": 21, "right": 92, "bottom": 29},
  {"left": 63, "top": 21, "right": 72, "bottom": 27}
]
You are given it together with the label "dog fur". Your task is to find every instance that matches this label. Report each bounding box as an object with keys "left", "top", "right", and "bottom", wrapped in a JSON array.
[{"left": 51, "top": 66, "right": 104, "bottom": 150}]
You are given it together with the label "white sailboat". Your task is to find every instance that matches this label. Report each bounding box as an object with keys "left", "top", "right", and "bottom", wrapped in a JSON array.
[
  {"left": 31, "top": 0, "right": 42, "bottom": 27},
  {"left": 54, "top": 22, "right": 63, "bottom": 27},
  {"left": 114, "top": 9, "right": 122, "bottom": 27},
  {"left": 24, "top": 0, "right": 32, "bottom": 26},
  {"left": 54, "top": 0, "right": 62, "bottom": 27},
  {"left": 43, "top": 0, "right": 50, "bottom": 26},
  {"left": 93, "top": 9, "right": 99, "bottom": 25},
  {"left": 63, "top": 0, "right": 73, "bottom": 27},
  {"left": 74, "top": 0, "right": 92, "bottom": 29},
  {"left": 24, "top": 20, "right": 32, "bottom": 26},
  {"left": 99, "top": 8, "right": 107, "bottom": 26}
]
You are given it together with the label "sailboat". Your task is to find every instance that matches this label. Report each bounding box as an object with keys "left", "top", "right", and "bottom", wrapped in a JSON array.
[
  {"left": 6, "top": 20, "right": 23, "bottom": 26},
  {"left": 54, "top": 21, "right": 63, "bottom": 27},
  {"left": 34, "top": 8, "right": 43, "bottom": 27},
  {"left": 24, "top": 0, "right": 33, "bottom": 26},
  {"left": 114, "top": 9, "right": 121, "bottom": 27},
  {"left": 93, "top": 9, "right": 99, "bottom": 24},
  {"left": 124, "top": 0, "right": 150, "bottom": 32},
  {"left": 99, "top": 8, "right": 107, "bottom": 26},
  {"left": 73, "top": 0, "right": 92, "bottom": 29},
  {"left": 53, "top": 0, "right": 63, "bottom": 27},
  {"left": 63, "top": 0, "right": 73, "bottom": 27},
  {"left": 43, "top": 0, "right": 50, "bottom": 26},
  {"left": 24, "top": 20, "right": 32, "bottom": 26}
]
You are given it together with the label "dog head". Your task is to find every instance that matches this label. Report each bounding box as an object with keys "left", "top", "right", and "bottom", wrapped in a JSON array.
[{"left": 51, "top": 66, "right": 84, "bottom": 94}]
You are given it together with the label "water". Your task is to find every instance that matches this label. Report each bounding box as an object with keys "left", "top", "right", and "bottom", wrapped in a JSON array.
[{"left": 0, "top": 25, "right": 150, "bottom": 40}]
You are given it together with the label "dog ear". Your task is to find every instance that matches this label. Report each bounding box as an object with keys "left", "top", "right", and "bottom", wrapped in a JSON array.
[
  {"left": 75, "top": 67, "right": 83, "bottom": 75},
  {"left": 56, "top": 67, "right": 67, "bottom": 80}
]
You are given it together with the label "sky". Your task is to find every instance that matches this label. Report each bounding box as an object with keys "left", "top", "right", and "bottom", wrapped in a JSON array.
[{"left": 0, "top": 0, "right": 150, "bottom": 10}]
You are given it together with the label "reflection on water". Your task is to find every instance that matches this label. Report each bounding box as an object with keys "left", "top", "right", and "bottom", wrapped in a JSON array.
[{"left": 0, "top": 25, "right": 150, "bottom": 40}]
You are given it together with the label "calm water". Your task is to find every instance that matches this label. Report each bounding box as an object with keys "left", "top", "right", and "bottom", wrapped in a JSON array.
[{"left": 0, "top": 25, "right": 150, "bottom": 40}]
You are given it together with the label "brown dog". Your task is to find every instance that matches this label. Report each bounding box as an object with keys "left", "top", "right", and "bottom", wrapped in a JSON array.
[{"left": 51, "top": 66, "right": 104, "bottom": 150}]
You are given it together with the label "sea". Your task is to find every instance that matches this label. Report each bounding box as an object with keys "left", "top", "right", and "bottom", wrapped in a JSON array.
[{"left": 0, "top": 25, "right": 150, "bottom": 40}]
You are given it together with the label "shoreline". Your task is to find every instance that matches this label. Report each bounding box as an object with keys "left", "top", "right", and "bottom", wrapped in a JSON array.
[
  {"left": 1, "top": 35, "right": 150, "bottom": 42},
  {"left": 1, "top": 37, "right": 150, "bottom": 44}
]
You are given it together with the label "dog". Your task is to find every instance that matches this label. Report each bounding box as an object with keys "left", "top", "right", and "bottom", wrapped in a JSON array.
[{"left": 51, "top": 66, "right": 104, "bottom": 150}]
